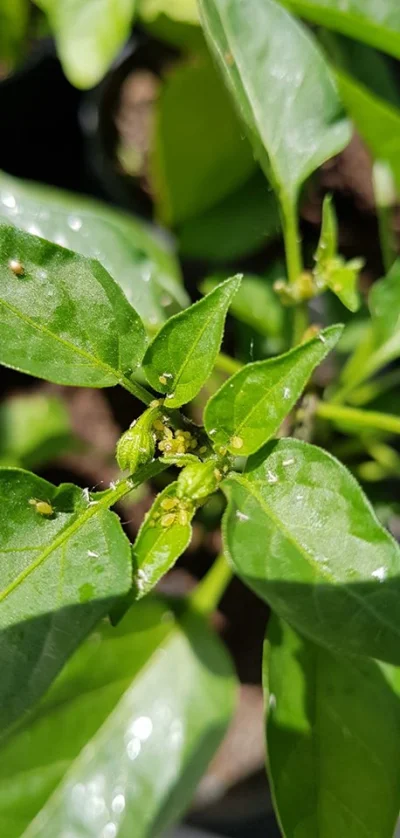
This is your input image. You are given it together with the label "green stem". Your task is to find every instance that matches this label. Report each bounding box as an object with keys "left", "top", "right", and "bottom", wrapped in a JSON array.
[
  {"left": 215, "top": 352, "right": 243, "bottom": 376},
  {"left": 282, "top": 199, "right": 302, "bottom": 286},
  {"left": 121, "top": 375, "right": 155, "bottom": 406},
  {"left": 348, "top": 368, "right": 400, "bottom": 407},
  {"left": 191, "top": 553, "right": 233, "bottom": 616},
  {"left": 316, "top": 401, "right": 400, "bottom": 436},
  {"left": 281, "top": 198, "right": 308, "bottom": 346}
]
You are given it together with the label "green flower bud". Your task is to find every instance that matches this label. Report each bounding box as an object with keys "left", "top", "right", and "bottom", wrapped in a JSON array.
[
  {"left": 116, "top": 406, "right": 160, "bottom": 473},
  {"left": 177, "top": 460, "right": 221, "bottom": 502}
]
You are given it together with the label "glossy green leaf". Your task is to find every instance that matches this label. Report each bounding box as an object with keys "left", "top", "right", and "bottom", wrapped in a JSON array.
[
  {"left": 201, "top": 271, "right": 284, "bottom": 338},
  {"left": 223, "top": 438, "right": 400, "bottom": 662},
  {"left": 343, "top": 260, "right": 400, "bottom": 390},
  {"left": 264, "top": 615, "right": 400, "bottom": 838},
  {"left": 179, "top": 172, "right": 280, "bottom": 262},
  {"left": 0, "top": 224, "right": 147, "bottom": 389},
  {"left": 0, "top": 170, "right": 187, "bottom": 329},
  {"left": 0, "top": 469, "right": 134, "bottom": 739},
  {"left": 0, "top": 469, "right": 132, "bottom": 632},
  {"left": 0, "top": 0, "right": 29, "bottom": 69},
  {"left": 279, "top": 0, "right": 400, "bottom": 61},
  {"left": 199, "top": 0, "right": 350, "bottom": 212},
  {"left": 314, "top": 195, "right": 362, "bottom": 312},
  {"left": 0, "top": 393, "right": 73, "bottom": 468},
  {"left": 336, "top": 69, "right": 400, "bottom": 193},
  {"left": 34, "top": 0, "right": 138, "bottom": 88},
  {"left": 320, "top": 30, "right": 400, "bottom": 108},
  {"left": 325, "top": 259, "right": 362, "bottom": 313},
  {"left": 132, "top": 482, "right": 194, "bottom": 598},
  {"left": 0, "top": 597, "right": 236, "bottom": 838},
  {"left": 315, "top": 194, "right": 337, "bottom": 268},
  {"left": 143, "top": 275, "right": 241, "bottom": 407},
  {"left": 150, "top": 56, "right": 256, "bottom": 225},
  {"left": 205, "top": 325, "right": 342, "bottom": 456}
]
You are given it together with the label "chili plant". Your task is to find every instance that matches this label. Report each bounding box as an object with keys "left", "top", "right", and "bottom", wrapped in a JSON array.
[{"left": 2, "top": 1, "right": 400, "bottom": 837}]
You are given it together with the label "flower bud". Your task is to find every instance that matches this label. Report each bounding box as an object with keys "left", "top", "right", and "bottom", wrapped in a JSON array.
[
  {"left": 177, "top": 460, "right": 221, "bottom": 502},
  {"left": 116, "top": 405, "right": 160, "bottom": 473}
]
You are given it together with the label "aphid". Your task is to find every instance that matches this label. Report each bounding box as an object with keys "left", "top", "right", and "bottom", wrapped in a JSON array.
[
  {"left": 29, "top": 498, "right": 54, "bottom": 516},
  {"left": 160, "top": 497, "right": 179, "bottom": 512},
  {"left": 8, "top": 258, "right": 24, "bottom": 276},
  {"left": 159, "top": 375, "right": 168, "bottom": 385},
  {"left": 160, "top": 513, "right": 176, "bottom": 528},
  {"left": 230, "top": 435, "right": 244, "bottom": 450}
]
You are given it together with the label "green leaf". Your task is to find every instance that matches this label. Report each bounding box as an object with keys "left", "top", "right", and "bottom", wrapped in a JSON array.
[
  {"left": 143, "top": 275, "right": 241, "bottom": 407},
  {"left": 150, "top": 56, "right": 256, "bottom": 225},
  {"left": 0, "top": 223, "right": 147, "bottom": 389},
  {"left": 314, "top": 195, "right": 362, "bottom": 312},
  {"left": 0, "top": 469, "right": 132, "bottom": 632},
  {"left": 0, "top": 597, "right": 237, "bottom": 838},
  {"left": 138, "top": 0, "right": 205, "bottom": 50},
  {"left": 0, "top": 602, "right": 112, "bottom": 744},
  {"left": 179, "top": 172, "right": 280, "bottom": 262},
  {"left": 132, "top": 482, "right": 194, "bottom": 598},
  {"left": 264, "top": 615, "right": 400, "bottom": 838},
  {"left": 34, "top": 0, "right": 138, "bottom": 88},
  {"left": 0, "top": 170, "right": 187, "bottom": 330},
  {"left": 343, "top": 260, "right": 400, "bottom": 389},
  {"left": 198, "top": 0, "right": 350, "bottom": 212},
  {"left": 0, "top": 0, "right": 29, "bottom": 70},
  {"left": 140, "top": 0, "right": 198, "bottom": 25},
  {"left": 201, "top": 271, "right": 284, "bottom": 338},
  {"left": 315, "top": 194, "right": 338, "bottom": 268},
  {"left": 0, "top": 393, "right": 73, "bottom": 468},
  {"left": 204, "top": 325, "right": 342, "bottom": 456},
  {"left": 336, "top": 69, "right": 400, "bottom": 194},
  {"left": 222, "top": 438, "right": 400, "bottom": 663},
  {"left": 279, "top": 0, "right": 400, "bottom": 61},
  {"left": 0, "top": 469, "right": 134, "bottom": 739}
]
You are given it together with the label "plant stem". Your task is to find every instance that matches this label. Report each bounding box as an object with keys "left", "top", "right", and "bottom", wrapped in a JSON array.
[
  {"left": 282, "top": 199, "right": 302, "bottom": 286},
  {"left": 121, "top": 375, "right": 155, "bottom": 406},
  {"left": 281, "top": 198, "right": 308, "bottom": 346},
  {"left": 347, "top": 368, "right": 400, "bottom": 407},
  {"left": 215, "top": 352, "right": 243, "bottom": 376},
  {"left": 316, "top": 401, "right": 400, "bottom": 436},
  {"left": 191, "top": 553, "right": 233, "bottom": 616}
]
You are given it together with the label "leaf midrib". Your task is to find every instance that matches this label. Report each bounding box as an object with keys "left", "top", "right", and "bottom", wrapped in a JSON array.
[
  {"left": 0, "top": 485, "right": 127, "bottom": 607},
  {"left": 164, "top": 287, "right": 231, "bottom": 404},
  {"left": 0, "top": 295, "right": 129, "bottom": 387}
]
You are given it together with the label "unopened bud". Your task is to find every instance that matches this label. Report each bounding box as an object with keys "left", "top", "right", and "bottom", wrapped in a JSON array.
[{"left": 116, "top": 405, "right": 160, "bottom": 473}]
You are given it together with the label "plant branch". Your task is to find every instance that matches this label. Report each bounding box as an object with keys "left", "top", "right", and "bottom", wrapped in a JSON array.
[
  {"left": 316, "top": 401, "right": 400, "bottom": 436},
  {"left": 191, "top": 553, "right": 233, "bottom": 616}
]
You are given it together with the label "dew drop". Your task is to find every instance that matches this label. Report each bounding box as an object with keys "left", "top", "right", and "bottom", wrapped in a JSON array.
[
  {"left": 111, "top": 794, "right": 125, "bottom": 815},
  {"left": 126, "top": 737, "right": 141, "bottom": 760},
  {"left": 130, "top": 716, "right": 153, "bottom": 741},
  {"left": 371, "top": 566, "right": 386, "bottom": 582},
  {"left": 55, "top": 233, "right": 68, "bottom": 248},
  {"left": 68, "top": 215, "right": 83, "bottom": 231},
  {"left": 1, "top": 193, "right": 16, "bottom": 209},
  {"left": 28, "top": 223, "right": 42, "bottom": 237}
]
